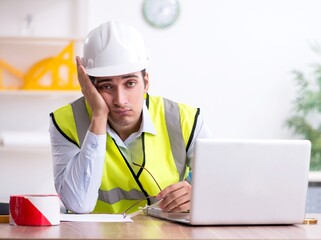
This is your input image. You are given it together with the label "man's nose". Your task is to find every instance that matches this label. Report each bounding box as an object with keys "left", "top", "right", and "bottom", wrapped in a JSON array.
[{"left": 113, "top": 87, "right": 128, "bottom": 106}]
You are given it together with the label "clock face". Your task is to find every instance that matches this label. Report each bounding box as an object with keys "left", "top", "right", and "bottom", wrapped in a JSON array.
[{"left": 143, "top": 0, "right": 180, "bottom": 29}]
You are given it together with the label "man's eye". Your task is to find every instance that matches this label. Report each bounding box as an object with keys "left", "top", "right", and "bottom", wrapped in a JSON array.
[
  {"left": 127, "top": 81, "right": 136, "bottom": 87},
  {"left": 97, "top": 85, "right": 112, "bottom": 90}
]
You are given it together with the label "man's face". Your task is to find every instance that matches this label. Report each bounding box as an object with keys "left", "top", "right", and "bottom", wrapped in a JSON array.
[{"left": 94, "top": 71, "right": 149, "bottom": 135}]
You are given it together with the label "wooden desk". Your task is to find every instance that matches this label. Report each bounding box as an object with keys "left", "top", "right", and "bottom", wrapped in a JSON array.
[{"left": 0, "top": 214, "right": 320, "bottom": 239}]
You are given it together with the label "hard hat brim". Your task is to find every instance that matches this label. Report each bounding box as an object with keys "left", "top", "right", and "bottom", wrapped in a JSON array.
[{"left": 86, "top": 62, "right": 148, "bottom": 77}]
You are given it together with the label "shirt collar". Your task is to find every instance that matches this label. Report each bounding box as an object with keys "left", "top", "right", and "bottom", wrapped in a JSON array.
[
  {"left": 141, "top": 103, "right": 157, "bottom": 135},
  {"left": 107, "top": 102, "right": 156, "bottom": 143}
]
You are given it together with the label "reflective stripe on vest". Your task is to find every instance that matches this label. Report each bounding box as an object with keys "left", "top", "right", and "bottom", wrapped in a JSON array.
[
  {"left": 71, "top": 97, "right": 90, "bottom": 147},
  {"left": 98, "top": 188, "right": 147, "bottom": 204}
]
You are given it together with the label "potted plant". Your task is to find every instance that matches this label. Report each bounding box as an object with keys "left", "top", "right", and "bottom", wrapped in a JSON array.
[{"left": 286, "top": 45, "right": 321, "bottom": 171}]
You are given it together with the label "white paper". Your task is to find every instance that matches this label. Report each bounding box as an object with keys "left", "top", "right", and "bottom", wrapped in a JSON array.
[{"left": 60, "top": 214, "right": 133, "bottom": 222}]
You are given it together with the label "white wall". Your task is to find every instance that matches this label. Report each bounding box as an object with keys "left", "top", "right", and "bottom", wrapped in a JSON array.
[
  {"left": 2, "top": 0, "right": 320, "bottom": 139},
  {"left": 1, "top": 0, "right": 321, "bottom": 201},
  {"left": 87, "top": 0, "right": 321, "bottom": 139}
]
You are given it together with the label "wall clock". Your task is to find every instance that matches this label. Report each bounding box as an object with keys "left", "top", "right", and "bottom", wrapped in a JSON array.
[{"left": 143, "top": 0, "right": 180, "bottom": 29}]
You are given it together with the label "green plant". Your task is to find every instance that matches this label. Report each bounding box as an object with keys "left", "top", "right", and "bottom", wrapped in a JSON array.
[{"left": 286, "top": 47, "right": 321, "bottom": 170}]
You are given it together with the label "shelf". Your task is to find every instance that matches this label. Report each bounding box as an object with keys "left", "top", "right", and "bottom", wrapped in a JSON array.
[
  {"left": 0, "top": 131, "right": 51, "bottom": 152},
  {"left": 0, "top": 90, "right": 82, "bottom": 97},
  {"left": 0, "top": 35, "right": 83, "bottom": 43},
  {"left": 0, "top": 0, "right": 88, "bottom": 41},
  {"left": 0, "top": 146, "right": 51, "bottom": 152},
  {"left": 0, "top": 36, "right": 84, "bottom": 41},
  {"left": 0, "top": 36, "right": 84, "bottom": 45}
]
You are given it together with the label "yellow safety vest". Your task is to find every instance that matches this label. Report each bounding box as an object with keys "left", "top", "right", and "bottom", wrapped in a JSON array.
[{"left": 51, "top": 94, "right": 199, "bottom": 213}]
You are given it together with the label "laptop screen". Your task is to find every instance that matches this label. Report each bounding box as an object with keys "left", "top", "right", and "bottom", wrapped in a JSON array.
[{"left": 189, "top": 139, "right": 311, "bottom": 225}]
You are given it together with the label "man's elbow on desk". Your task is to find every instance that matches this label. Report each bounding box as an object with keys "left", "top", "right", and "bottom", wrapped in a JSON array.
[
  {"left": 58, "top": 190, "right": 97, "bottom": 214},
  {"left": 61, "top": 197, "right": 96, "bottom": 214}
]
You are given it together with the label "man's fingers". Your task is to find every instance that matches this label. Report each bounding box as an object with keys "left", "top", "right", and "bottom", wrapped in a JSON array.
[
  {"left": 76, "top": 57, "right": 89, "bottom": 82},
  {"left": 169, "top": 201, "right": 190, "bottom": 213},
  {"left": 157, "top": 181, "right": 190, "bottom": 199},
  {"left": 157, "top": 181, "right": 191, "bottom": 213},
  {"left": 75, "top": 56, "right": 96, "bottom": 96},
  {"left": 159, "top": 192, "right": 190, "bottom": 212}
]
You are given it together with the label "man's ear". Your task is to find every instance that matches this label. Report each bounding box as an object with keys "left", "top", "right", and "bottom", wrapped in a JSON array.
[{"left": 144, "top": 72, "right": 150, "bottom": 92}]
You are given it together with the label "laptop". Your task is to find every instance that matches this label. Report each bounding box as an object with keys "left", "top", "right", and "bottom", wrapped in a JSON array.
[{"left": 145, "top": 139, "right": 311, "bottom": 225}]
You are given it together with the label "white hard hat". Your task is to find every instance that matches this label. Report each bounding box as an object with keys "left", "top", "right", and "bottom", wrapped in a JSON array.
[{"left": 82, "top": 21, "right": 149, "bottom": 77}]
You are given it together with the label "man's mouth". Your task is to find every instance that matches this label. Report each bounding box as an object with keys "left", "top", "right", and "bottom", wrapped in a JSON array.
[{"left": 113, "top": 109, "right": 131, "bottom": 115}]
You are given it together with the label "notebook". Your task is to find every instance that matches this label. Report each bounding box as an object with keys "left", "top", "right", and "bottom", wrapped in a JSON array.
[{"left": 145, "top": 139, "right": 311, "bottom": 225}]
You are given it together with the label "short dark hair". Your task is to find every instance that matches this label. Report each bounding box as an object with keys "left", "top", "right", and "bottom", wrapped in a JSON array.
[
  {"left": 89, "top": 75, "right": 95, "bottom": 83},
  {"left": 141, "top": 69, "right": 146, "bottom": 77}
]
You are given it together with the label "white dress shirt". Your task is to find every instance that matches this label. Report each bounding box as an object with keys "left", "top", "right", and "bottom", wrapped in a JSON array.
[{"left": 50, "top": 104, "right": 212, "bottom": 213}]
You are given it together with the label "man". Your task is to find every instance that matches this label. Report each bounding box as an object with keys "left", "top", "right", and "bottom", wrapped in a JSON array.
[{"left": 49, "top": 20, "right": 212, "bottom": 214}]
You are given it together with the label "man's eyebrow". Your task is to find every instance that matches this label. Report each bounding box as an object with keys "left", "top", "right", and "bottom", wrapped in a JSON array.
[
  {"left": 95, "top": 79, "right": 112, "bottom": 84},
  {"left": 121, "top": 74, "right": 139, "bottom": 79},
  {"left": 96, "top": 74, "right": 139, "bottom": 84}
]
